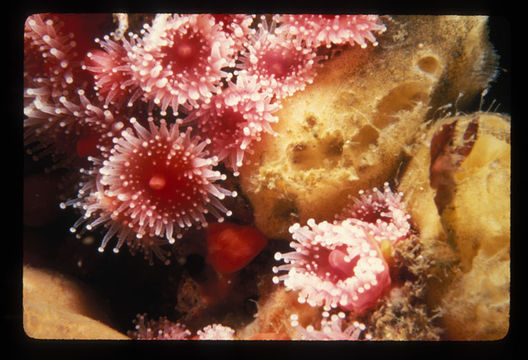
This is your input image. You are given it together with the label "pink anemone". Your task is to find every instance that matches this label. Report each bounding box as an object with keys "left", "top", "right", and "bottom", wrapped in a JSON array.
[
  {"left": 290, "top": 311, "right": 371, "bottom": 340},
  {"left": 183, "top": 75, "right": 279, "bottom": 175},
  {"left": 273, "top": 218, "right": 391, "bottom": 314},
  {"left": 236, "top": 17, "right": 323, "bottom": 100},
  {"left": 128, "top": 14, "right": 238, "bottom": 115},
  {"left": 275, "top": 14, "right": 386, "bottom": 48},
  {"left": 61, "top": 117, "right": 237, "bottom": 258}
]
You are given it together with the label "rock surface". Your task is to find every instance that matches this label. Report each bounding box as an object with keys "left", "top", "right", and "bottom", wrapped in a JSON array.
[
  {"left": 398, "top": 112, "right": 510, "bottom": 340},
  {"left": 23, "top": 265, "right": 129, "bottom": 339}
]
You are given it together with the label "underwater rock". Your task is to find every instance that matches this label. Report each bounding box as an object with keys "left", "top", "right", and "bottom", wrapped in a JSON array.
[
  {"left": 398, "top": 112, "right": 510, "bottom": 340},
  {"left": 23, "top": 265, "right": 128, "bottom": 339}
]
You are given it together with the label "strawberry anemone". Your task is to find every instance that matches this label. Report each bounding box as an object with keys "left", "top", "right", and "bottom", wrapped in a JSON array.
[
  {"left": 24, "top": 13, "right": 108, "bottom": 89},
  {"left": 128, "top": 314, "right": 236, "bottom": 340},
  {"left": 83, "top": 34, "right": 143, "bottom": 108},
  {"left": 236, "top": 19, "right": 323, "bottom": 100},
  {"left": 129, "top": 314, "right": 191, "bottom": 340},
  {"left": 275, "top": 14, "right": 387, "bottom": 48},
  {"left": 273, "top": 184, "right": 412, "bottom": 314},
  {"left": 337, "top": 182, "right": 411, "bottom": 245},
  {"left": 211, "top": 14, "right": 256, "bottom": 41},
  {"left": 24, "top": 14, "right": 125, "bottom": 169},
  {"left": 62, "top": 169, "right": 172, "bottom": 264},
  {"left": 273, "top": 218, "right": 391, "bottom": 314},
  {"left": 128, "top": 14, "right": 238, "bottom": 115},
  {"left": 196, "top": 324, "right": 236, "bottom": 340},
  {"left": 290, "top": 311, "right": 371, "bottom": 340},
  {"left": 24, "top": 84, "right": 126, "bottom": 169},
  {"left": 24, "top": 14, "right": 79, "bottom": 91},
  {"left": 62, "top": 117, "right": 237, "bottom": 259},
  {"left": 183, "top": 75, "right": 279, "bottom": 175}
]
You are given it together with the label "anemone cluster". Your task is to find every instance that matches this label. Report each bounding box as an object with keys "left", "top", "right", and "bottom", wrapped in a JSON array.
[
  {"left": 24, "top": 13, "right": 389, "bottom": 340},
  {"left": 24, "top": 12, "right": 386, "bottom": 264}
]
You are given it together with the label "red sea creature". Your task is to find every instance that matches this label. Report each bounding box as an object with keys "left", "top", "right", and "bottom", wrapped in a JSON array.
[
  {"left": 24, "top": 14, "right": 126, "bottom": 168},
  {"left": 129, "top": 314, "right": 236, "bottom": 340},
  {"left": 83, "top": 34, "right": 143, "bottom": 108},
  {"left": 212, "top": 14, "right": 256, "bottom": 41},
  {"left": 24, "top": 93, "right": 92, "bottom": 157},
  {"left": 196, "top": 324, "right": 236, "bottom": 340},
  {"left": 206, "top": 222, "right": 268, "bottom": 274},
  {"left": 53, "top": 13, "right": 113, "bottom": 64},
  {"left": 128, "top": 14, "right": 238, "bottom": 115},
  {"left": 24, "top": 14, "right": 80, "bottom": 91},
  {"left": 273, "top": 218, "right": 391, "bottom": 314},
  {"left": 290, "top": 311, "right": 371, "bottom": 340},
  {"left": 183, "top": 75, "right": 280, "bottom": 175},
  {"left": 275, "top": 14, "right": 386, "bottom": 49},
  {"left": 24, "top": 82, "right": 126, "bottom": 169},
  {"left": 24, "top": 14, "right": 109, "bottom": 88},
  {"left": 337, "top": 182, "right": 411, "bottom": 246},
  {"left": 129, "top": 313, "right": 191, "bottom": 339},
  {"left": 236, "top": 17, "right": 323, "bottom": 100},
  {"left": 61, "top": 166, "right": 172, "bottom": 264},
  {"left": 24, "top": 14, "right": 85, "bottom": 163},
  {"left": 62, "top": 117, "right": 237, "bottom": 257}
]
